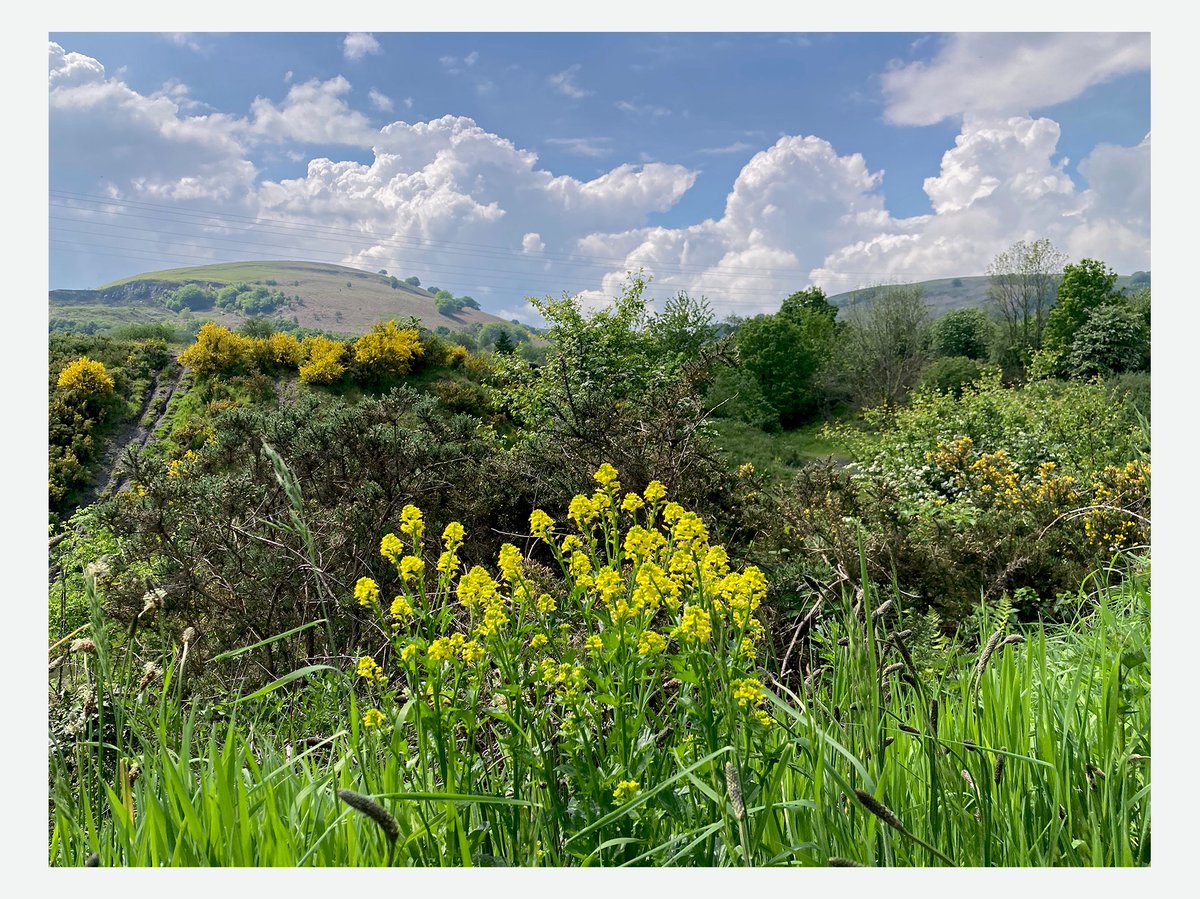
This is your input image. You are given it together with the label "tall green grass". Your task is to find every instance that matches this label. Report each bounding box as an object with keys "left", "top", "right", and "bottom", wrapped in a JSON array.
[{"left": 48, "top": 560, "right": 1149, "bottom": 866}]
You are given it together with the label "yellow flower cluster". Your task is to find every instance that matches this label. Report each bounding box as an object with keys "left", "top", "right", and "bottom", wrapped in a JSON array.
[
  {"left": 57, "top": 356, "right": 115, "bottom": 396},
  {"left": 498, "top": 543, "right": 523, "bottom": 582},
  {"left": 530, "top": 509, "right": 555, "bottom": 541},
  {"left": 390, "top": 594, "right": 413, "bottom": 622},
  {"left": 356, "top": 656, "right": 386, "bottom": 683},
  {"left": 399, "top": 556, "right": 425, "bottom": 582},
  {"left": 355, "top": 576, "right": 381, "bottom": 609},
  {"left": 730, "top": 677, "right": 773, "bottom": 727},
  {"left": 427, "top": 633, "right": 485, "bottom": 665},
  {"left": 380, "top": 533, "right": 405, "bottom": 565},
  {"left": 167, "top": 449, "right": 199, "bottom": 479},
  {"left": 362, "top": 708, "right": 386, "bottom": 728},
  {"left": 675, "top": 604, "right": 713, "bottom": 645},
  {"left": 400, "top": 505, "right": 424, "bottom": 541},
  {"left": 612, "top": 780, "right": 640, "bottom": 804}
]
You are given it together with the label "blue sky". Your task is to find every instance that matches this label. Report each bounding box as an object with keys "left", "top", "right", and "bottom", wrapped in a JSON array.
[{"left": 48, "top": 31, "right": 1151, "bottom": 320}]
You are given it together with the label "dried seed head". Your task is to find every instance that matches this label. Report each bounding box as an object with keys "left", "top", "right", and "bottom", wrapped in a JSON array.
[
  {"left": 724, "top": 762, "right": 745, "bottom": 821},
  {"left": 930, "top": 698, "right": 940, "bottom": 735},
  {"left": 84, "top": 852, "right": 99, "bottom": 867},
  {"left": 853, "top": 789, "right": 905, "bottom": 832},
  {"left": 70, "top": 638, "right": 96, "bottom": 655},
  {"left": 972, "top": 629, "right": 1005, "bottom": 691},
  {"left": 872, "top": 599, "right": 894, "bottom": 619},
  {"left": 994, "top": 751, "right": 1006, "bottom": 786},
  {"left": 337, "top": 789, "right": 400, "bottom": 844},
  {"left": 181, "top": 627, "right": 196, "bottom": 645},
  {"left": 128, "top": 761, "right": 141, "bottom": 784},
  {"left": 139, "top": 588, "right": 166, "bottom": 621},
  {"left": 138, "top": 662, "right": 161, "bottom": 692},
  {"left": 828, "top": 857, "right": 864, "bottom": 867},
  {"left": 1001, "top": 634, "right": 1026, "bottom": 647},
  {"left": 898, "top": 723, "right": 920, "bottom": 736},
  {"left": 961, "top": 769, "right": 976, "bottom": 789},
  {"left": 880, "top": 662, "right": 905, "bottom": 679}
]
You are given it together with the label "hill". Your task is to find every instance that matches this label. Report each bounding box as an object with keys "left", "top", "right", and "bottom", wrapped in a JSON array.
[
  {"left": 49, "top": 260, "right": 519, "bottom": 335},
  {"left": 828, "top": 272, "right": 1149, "bottom": 317}
]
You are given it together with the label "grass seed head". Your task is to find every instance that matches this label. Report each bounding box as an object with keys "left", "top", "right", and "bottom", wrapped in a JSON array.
[
  {"left": 828, "top": 857, "right": 864, "bottom": 867},
  {"left": 724, "top": 762, "right": 745, "bottom": 821},
  {"left": 337, "top": 789, "right": 400, "bottom": 844},
  {"left": 853, "top": 789, "right": 905, "bottom": 832}
]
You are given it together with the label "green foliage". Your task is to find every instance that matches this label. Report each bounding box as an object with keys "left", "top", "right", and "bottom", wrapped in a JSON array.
[
  {"left": 214, "top": 282, "right": 287, "bottom": 315},
  {"left": 165, "top": 283, "right": 215, "bottom": 312},
  {"left": 735, "top": 289, "right": 838, "bottom": 426},
  {"left": 1044, "top": 258, "right": 1120, "bottom": 352},
  {"left": 648, "top": 292, "right": 718, "bottom": 363},
  {"left": 931, "top": 308, "right": 992, "bottom": 360},
  {"left": 705, "top": 365, "right": 779, "bottom": 431},
  {"left": 1065, "top": 304, "right": 1150, "bottom": 377},
  {"left": 920, "top": 356, "right": 984, "bottom": 397},
  {"left": 986, "top": 238, "right": 1066, "bottom": 357},
  {"left": 405, "top": 276, "right": 421, "bottom": 287}
]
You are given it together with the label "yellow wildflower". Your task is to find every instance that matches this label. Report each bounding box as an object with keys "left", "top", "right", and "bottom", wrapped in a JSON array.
[
  {"left": 613, "top": 780, "right": 640, "bottom": 804},
  {"left": 400, "top": 643, "right": 419, "bottom": 663},
  {"left": 644, "top": 480, "right": 667, "bottom": 503},
  {"left": 621, "top": 492, "right": 645, "bottom": 514},
  {"left": 354, "top": 577, "right": 380, "bottom": 609},
  {"left": 536, "top": 593, "right": 557, "bottom": 614},
  {"left": 530, "top": 633, "right": 549, "bottom": 650},
  {"left": 585, "top": 634, "right": 604, "bottom": 655},
  {"left": 594, "top": 463, "right": 620, "bottom": 490},
  {"left": 399, "top": 556, "right": 425, "bottom": 582},
  {"left": 390, "top": 595, "right": 413, "bottom": 621},
  {"left": 380, "top": 533, "right": 405, "bottom": 564},
  {"left": 442, "top": 521, "right": 465, "bottom": 551},
  {"left": 399, "top": 504, "right": 424, "bottom": 541},
  {"left": 676, "top": 605, "right": 712, "bottom": 644},
  {"left": 498, "top": 543, "right": 523, "bottom": 581},
  {"left": 530, "top": 509, "right": 555, "bottom": 541},
  {"left": 355, "top": 656, "right": 386, "bottom": 683},
  {"left": 637, "top": 631, "right": 666, "bottom": 656},
  {"left": 362, "top": 709, "right": 386, "bottom": 729}
]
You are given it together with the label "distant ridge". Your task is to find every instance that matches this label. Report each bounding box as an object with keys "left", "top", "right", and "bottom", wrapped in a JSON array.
[
  {"left": 828, "top": 273, "right": 1149, "bottom": 317},
  {"left": 50, "top": 259, "right": 517, "bottom": 335}
]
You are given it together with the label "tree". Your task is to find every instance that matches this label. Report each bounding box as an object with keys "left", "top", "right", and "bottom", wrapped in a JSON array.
[
  {"left": 648, "top": 292, "right": 717, "bottom": 361},
  {"left": 735, "top": 289, "right": 839, "bottom": 426},
  {"left": 986, "top": 238, "right": 1066, "bottom": 355},
  {"left": 493, "top": 329, "right": 516, "bottom": 355},
  {"left": 1043, "top": 258, "right": 1120, "bottom": 352},
  {"left": 405, "top": 276, "right": 421, "bottom": 288},
  {"left": 1064, "top": 304, "right": 1149, "bottom": 378},
  {"left": 932, "top": 308, "right": 992, "bottom": 360},
  {"left": 841, "top": 284, "right": 931, "bottom": 409},
  {"left": 921, "top": 355, "right": 983, "bottom": 397}
]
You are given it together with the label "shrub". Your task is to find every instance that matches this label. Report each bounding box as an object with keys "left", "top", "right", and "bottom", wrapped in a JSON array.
[
  {"left": 920, "top": 355, "right": 984, "bottom": 397},
  {"left": 179, "top": 324, "right": 253, "bottom": 375},
  {"left": 56, "top": 357, "right": 115, "bottom": 396},
  {"left": 352, "top": 320, "right": 425, "bottom": 379},
  {"left": 298, "top": 336, "right": 347, "bottom": 385}
]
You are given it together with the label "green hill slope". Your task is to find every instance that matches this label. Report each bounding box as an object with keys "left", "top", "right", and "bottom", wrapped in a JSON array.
[
  {"left": 829, "top": 273, "right": 1149, "bottom": 317},
  {"left": 50, "top": 260, "right": 517, "bottom": 335}
]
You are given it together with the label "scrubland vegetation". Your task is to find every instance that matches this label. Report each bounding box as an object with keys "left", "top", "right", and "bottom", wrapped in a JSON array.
[{"left": 47, "top": 242, "right": 1150, "bottom": 867}]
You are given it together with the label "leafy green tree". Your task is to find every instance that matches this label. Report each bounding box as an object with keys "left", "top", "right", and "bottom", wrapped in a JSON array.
[
  {"left": 921, "top": 355, "right": 983, "bottom": 397},
  {"left": 1044, "top": 258, "right": 1120, "bottom": 352},
  {"left": 648, "top": 292, "right": 717, "bottom": 362},
  {"left": 166, "top": 283, "right": 215, "bottom": 312},
  {"left": 735, "top": 289, "right": 839, "bottom": 426},
  {"left": 1064, "top": 304, "right": 1149, "bottom": 377},
  {"left": 405, "top": 276, "right": 421, "bottom": 288},
  {"left": 238, "top": 317, "right": 275, "bottom": 339},
  {"left": 932, "top": 308, "right": 992, "bottom": 360}
]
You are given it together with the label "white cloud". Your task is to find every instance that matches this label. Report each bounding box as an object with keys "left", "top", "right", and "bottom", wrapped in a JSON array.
[
  {"left": 545, "top": 137, "right": 611, "bottom": 158},
  {"left": 522, "top": 232, "right": 545, "bottom": 254},
  {"left": 548, "top": 64, "right": 590, "bottom": 99},
  {"left": 811, "top": 117, "right": 1151, "bottom": 288},
  {"left": 698, "top": 141, "right": 756, "bottom": 156},
  {"left": 247, "top": 76, "right": 377, "bottom": 146},
  {"left": 161, "top": 33, "right": 206, "bottom": 53},
  {"left": 343, "top": 32, "right": 381, "bottom": 61},
  {"left": 464, "top": 51, "right": 479, "bottom": 67},
  {"left": 403, "top": 97, "right": 413, "bottom": 110},
  {"left": 368, "top": 88, "right": 394, "bottom": 112},
  {"left": 883, "top": 33, "right": 1150, "bottom": 126}
]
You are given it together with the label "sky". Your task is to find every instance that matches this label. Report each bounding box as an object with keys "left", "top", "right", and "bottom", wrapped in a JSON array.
[{"left": 47, "top": 31, "right": 1150, "bottom": 322}]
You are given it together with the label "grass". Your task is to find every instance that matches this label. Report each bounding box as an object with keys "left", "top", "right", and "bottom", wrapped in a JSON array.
[
  {"left": 710, "top": 419, "right": 850, "bottom": 482},
  {"left": 48, "top": 550, "right": 1149, "bottom": 867}
]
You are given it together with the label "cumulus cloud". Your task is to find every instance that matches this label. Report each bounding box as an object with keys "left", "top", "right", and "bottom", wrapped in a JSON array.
[
  {"left": 246, "top": 76, "right": 377, "bottom": 146},
  {"left": 883, "top": 33, "right": 1150, "bottom": 126},
  {"left": 522, "top": 232, "right": 545, "bottom": 254},
  {"left": 343, "top": 32, "right": 381, "bottom": 61},
  {"left": 698, "top": 141, "right": 756, "bottom": 156},
  {"left": 549, "top": 64, "right": 590, "bottom": 99},
  {"left": 811, "top": 117, "right": 1151, "bottom": 287}
]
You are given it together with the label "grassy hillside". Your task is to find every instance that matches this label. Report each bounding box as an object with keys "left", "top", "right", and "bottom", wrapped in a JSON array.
[
  {"left": 829, "top": 273, "right": 1149, "bottom": 318},
  {"left": 51, "top": 260, "right": 518, "bottom": 335}
]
